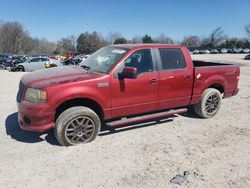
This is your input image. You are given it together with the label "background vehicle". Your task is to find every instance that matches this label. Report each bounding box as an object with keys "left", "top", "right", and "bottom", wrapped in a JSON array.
[
  {"left": 16, "top": 44, "right": 240, "bottom": 146},
  {"left": 14, "top": 57, "right": 51, "bottom": 72},
  {"left": 192, "top": 50, "right": 199, "bottom": 54},
  {"left": 245, "top": 54, "right": 250, "bottom": 60},
  {"left": 243, "top": 49, "right": 250, "bottom": 53},
  {"left": 199, "top": 50, "right": 206, "bottom": 54},
  {"left": 210, "top": 49, "right": 219, "bottom": 54},
  {"left": 12, "top": 56, "right": 24, "bottom": 66},
  {"left": 221, "top": 48, "right": 228, "bottom": 53}
]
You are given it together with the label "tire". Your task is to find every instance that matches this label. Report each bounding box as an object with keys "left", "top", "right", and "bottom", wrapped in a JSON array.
[
  {"left": 0, "top": 64, "right": 5, "bottom": 70},
  {"left": 193, "top": 88, "right": 222, "bottom": 118},
  {"left": 54, "top": 106, "right": 101, "bottom": 146},
  {"left": 16, "top": 66, "right": 25, "bottom": 72}
]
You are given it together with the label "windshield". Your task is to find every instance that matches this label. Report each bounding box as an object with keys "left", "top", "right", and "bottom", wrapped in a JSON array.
[{"left": 80, "top": 46, "right": 128, "bottom": 73}]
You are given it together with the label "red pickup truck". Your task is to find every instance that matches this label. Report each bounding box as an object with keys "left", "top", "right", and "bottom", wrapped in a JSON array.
[{"left": 17, "top": 44, "right": 240, "bottom": 146}]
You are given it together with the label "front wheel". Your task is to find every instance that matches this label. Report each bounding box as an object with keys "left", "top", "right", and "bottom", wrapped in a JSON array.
[
  {"left": 54, "top": 106, "right": 101, "bottom": 146},
  {"left": 193, "top": 88, "right": 222, "bottom": 118}
]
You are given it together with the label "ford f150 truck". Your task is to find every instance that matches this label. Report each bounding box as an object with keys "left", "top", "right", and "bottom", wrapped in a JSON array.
[{"left": 16, "top": 44, "right": 240, "bottom": 146}]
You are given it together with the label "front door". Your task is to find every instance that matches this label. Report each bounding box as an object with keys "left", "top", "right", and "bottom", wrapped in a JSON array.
[{"left": 111, "top": 49, "right": 158, "bottom": 118}]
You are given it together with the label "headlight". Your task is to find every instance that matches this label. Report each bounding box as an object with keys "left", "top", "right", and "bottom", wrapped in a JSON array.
[{"left": 24, "top": 88, "right": 47, "bottom": 103}]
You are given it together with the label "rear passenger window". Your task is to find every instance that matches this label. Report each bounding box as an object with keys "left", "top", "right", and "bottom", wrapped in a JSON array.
[{"left": 159, "top": 48, "right": 186, "bottom": 70}]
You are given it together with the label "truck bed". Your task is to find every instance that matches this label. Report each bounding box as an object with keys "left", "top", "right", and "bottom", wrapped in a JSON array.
[
  {"left": 191, "top": 60, "right": 240, "bottom": 105},
  {"left": 193, "top": 60, "right": 232, "bottom": 67}
]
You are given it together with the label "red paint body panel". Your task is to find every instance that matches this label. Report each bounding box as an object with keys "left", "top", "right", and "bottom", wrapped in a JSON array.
[
  {"left": 17, "top": 44, "right": 240, "bottom": 132},
  {"left": 18, "top": 101, "right": 55, "bottom": 132},
  {"left": 190, "top": 65, "right": 240, "bottom": 104}
]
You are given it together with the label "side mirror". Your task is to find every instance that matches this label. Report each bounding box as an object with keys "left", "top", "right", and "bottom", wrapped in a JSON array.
[{"left": 118, "top": 67, "right": 137, "bottom": 79}]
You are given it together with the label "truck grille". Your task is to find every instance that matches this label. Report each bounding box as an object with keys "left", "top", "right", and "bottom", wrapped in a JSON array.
[{"left": 16, "top": 81, "right": 25, "bottom": 103}]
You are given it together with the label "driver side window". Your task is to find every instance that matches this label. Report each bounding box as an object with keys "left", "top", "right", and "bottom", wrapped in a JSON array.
[
  {"left": 30, "top": 58, "right": 39, "bottom": 63},
  {"left": 117, "top": 49, "right": 153, "bottom": 76}
]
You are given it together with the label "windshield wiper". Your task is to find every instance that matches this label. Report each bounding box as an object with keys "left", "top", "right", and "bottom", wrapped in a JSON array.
[{"left": 81, "top": 65, "right": 91, "bottom": 72}]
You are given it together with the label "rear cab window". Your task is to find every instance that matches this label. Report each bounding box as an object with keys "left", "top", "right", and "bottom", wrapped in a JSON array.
[{"left": 158, "top": 48, "right": 186, "bottom": 71}]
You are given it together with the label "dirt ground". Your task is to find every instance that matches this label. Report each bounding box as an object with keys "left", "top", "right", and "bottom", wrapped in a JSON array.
[{"left": 0, "top": 54, "right": 250, "bottom": 188}]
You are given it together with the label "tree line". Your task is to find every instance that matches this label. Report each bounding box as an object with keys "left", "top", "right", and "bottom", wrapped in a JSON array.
[{"left": 0, "top": 21, "right": 250, "bottom": 55}]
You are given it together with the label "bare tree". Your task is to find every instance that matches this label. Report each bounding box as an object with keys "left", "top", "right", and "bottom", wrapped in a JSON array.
[
  {"left": 19, "top": 34, "right": 34, "bottom": 54},
  {"left": 131, "top": 35, "right": 142, "bottom": 43},
  {"left": 209, "top": 27, "right": 226, "bottom": 47},
  {"left": 77, "top": 31, "right": 105, "bottom": 54},
  {"left": 106, "top": 32, "right": 122, "bottom": 44},
  {"left": 56, "top": 36, "right": 76, "bottom": 55},
  {"left": 0, "top": 21, "right": 27, "bottom": 54},
  {"left": 245, "top": 24, "right": 250, "bottom": 39},
  {"left": 142, "top": 34, "right": 154, "bottom": 43},
  {"left": 181, "top": 35, "right": 200, "bottom": 48},
  {"left": 114, "top": 37, "right": 128, "bottom": 44},
  {"left": 30, "top": 38, "right": 56, "bottom": 55},
  {"left": 69, "top": 35, "right": 77, "bottom": 49},
  {"left": 199, "top": 27, "right": 226, "bottom": 48},
  {"left": 155, "top": 33, "right": 174, "bottom": 44}
]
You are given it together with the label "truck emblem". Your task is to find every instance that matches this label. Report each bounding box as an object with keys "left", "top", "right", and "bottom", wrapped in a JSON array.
[{"left": 97, "top": 83, "right": 109, "bottom": 87}]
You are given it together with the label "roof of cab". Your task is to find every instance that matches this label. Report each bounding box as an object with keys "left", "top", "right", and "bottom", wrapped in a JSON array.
[{"left": 109, "top": 43, "right": 183, "bottom": 49}]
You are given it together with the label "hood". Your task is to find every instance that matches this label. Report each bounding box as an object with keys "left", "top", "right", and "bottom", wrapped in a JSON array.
[{"left": 21, "top": 66, "right": 103, "bottom": 88}]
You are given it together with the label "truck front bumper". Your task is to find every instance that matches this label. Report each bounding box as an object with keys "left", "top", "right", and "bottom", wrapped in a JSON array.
[
  {"left": 18, "top": 100, "right": 55, "bottom": 132},
  {"left": 233, "top": 88, "right": 239, "bottom": 96}
]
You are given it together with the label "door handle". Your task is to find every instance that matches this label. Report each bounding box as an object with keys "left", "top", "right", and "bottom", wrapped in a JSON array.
[
  {"left": 184, "top": 75, "right": 191, "bottom": 80},
  {"left": 149, "top": 78, "right": 158, "bottom": 84}
]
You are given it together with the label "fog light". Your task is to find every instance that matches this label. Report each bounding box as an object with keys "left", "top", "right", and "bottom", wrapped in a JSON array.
[{"left": 23, "top": 116, "right": 31, "bottom": 124}]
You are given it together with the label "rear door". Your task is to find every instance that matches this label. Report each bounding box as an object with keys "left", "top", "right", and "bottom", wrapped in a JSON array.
[
  {"left": 111, "top": 49, "right": 158, "bottom": 118},
  {"left": 156, "top": 48, "right": 193, "bottom": 109}
]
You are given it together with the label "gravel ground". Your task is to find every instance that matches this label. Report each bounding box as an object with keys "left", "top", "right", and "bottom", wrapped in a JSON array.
[{"left": 0, "top": 54, "right": 249, "bottom": 188}]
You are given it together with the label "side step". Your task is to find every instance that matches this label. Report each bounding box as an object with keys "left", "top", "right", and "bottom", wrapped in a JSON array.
[{"left": 106, "top": 108, "right": 187, "bottom": 127}]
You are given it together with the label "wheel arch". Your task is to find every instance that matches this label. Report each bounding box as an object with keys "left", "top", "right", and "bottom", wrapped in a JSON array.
[
  {"left": 16, "top": 64, "right": 25, "bottom": 71},
  {"left": 54, "top": 98, "right": 104, "bottom": 123},
  {"left": 207, "top": 83, "right": 224, "bottom": 94}
]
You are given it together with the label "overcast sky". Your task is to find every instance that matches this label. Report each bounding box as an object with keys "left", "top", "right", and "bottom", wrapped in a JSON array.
[{"left": 1, "top": 0, "right": 250, "bottom": 41}]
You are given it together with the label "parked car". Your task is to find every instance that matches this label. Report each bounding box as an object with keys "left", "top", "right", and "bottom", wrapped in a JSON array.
[
  {"left": 233, "top": 48, "right": 240, "bottom": 53},
  {"left": 192, "top": 50, "right": 199, "bottom": 54},
  {"left": 227, "top": 49, "right": 234, "bottom": 53},
  {"left": 210, "top": 49, "right": 219, "bottom": 54},
  {"left": 12, "top": 57, "right": 24, "bottom": 66},
  {"left": 0, "top": 55, "right": 16, "bottom": 69},
  {"left": 46, "top": 58, "right": 83, "bottom": 68},
  {"left": 16, "top": 44, "right": 240, "bottom": 146},
  {"left": 205, "top": 50, "right": 210, "bottom": 54},
  {"left": 243, "top": 49, "right": 250, "bottom": 53},
  {"left": 0, "top": 56, "right": 5, "bottom": 69},
  {"left": 199, "top": 50, "right": 206, "bottom": 54},
  {"left": 220, "top": 48, "right": 228, "bottom": 54},
  {"left": 62, "top": 58, "right": 82, "bottom": 66},
  {"left": 13, "top": 57, "right": 51, "bottom": 72},
  {"left": 245, "top": 54, "right": 250, "bottom": 60}
]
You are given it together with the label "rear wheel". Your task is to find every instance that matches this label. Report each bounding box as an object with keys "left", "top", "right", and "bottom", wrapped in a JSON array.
[
  {"left": 0, "top": 64, "right": 5, "bottom": 70},
  {"left": 54, "top": 106, "right": 101, "bottom": 146},
  {"left": 16, "top": 66, "right": 25, "bottom": 72},
  {"left": 194, "top": 88, "right": 222, "bottom": 118}
]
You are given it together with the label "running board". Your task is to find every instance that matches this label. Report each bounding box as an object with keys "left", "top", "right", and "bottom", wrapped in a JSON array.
[{"left": 106, "top": 108, "right": 187, "bottom": 127}]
